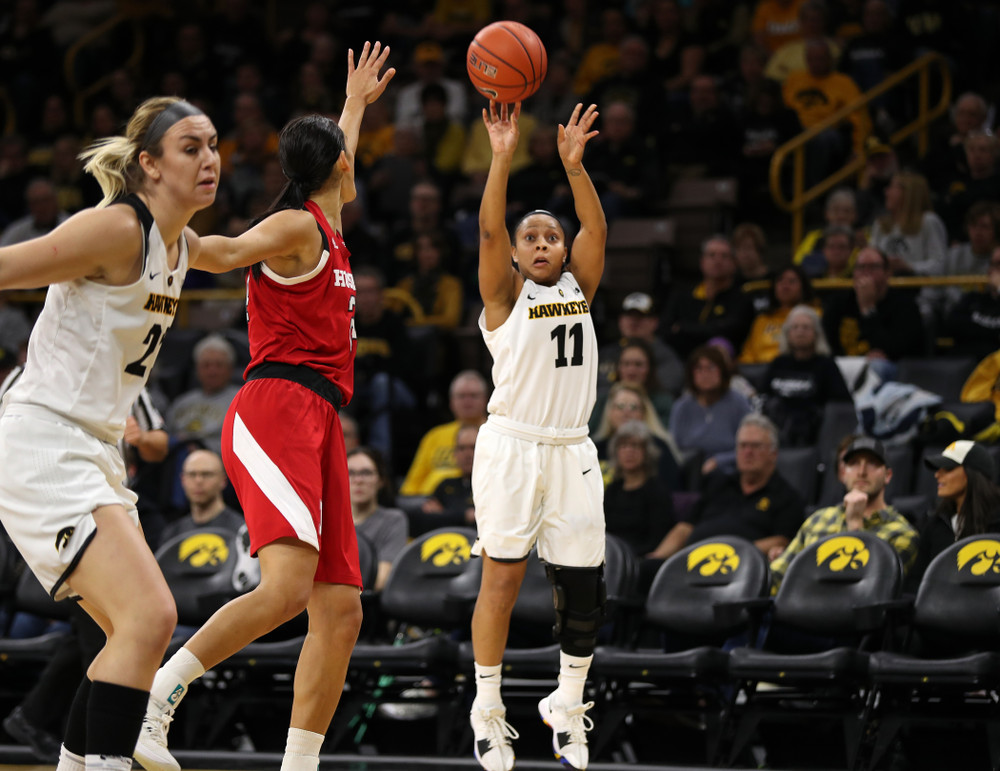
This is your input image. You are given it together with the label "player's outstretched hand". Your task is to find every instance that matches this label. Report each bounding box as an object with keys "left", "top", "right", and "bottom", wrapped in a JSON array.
[
  {"left": 558, "top": 103, "right": 599, "bottom": 166},
  {"left": 347, "top": 41, "right": 395, "bottom": 104},
  {"left": 483, "top": 100, "right": 521, "bottom": 159}
]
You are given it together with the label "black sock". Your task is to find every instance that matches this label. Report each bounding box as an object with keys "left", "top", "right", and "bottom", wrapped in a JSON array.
[
  {"left": 63, "top": 678, "right": 91, "bottom": 757},
  {"left": 85, "top": 681, "right": 148, "bottom": 758}
]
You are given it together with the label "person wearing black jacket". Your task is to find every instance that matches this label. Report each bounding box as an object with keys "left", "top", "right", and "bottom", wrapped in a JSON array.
[
  {"left": 945, "top": 246, "right": 1000, "bottom": 361},
  {"left": 822, "top": 245, "right": 925, "bottom": 381},
  {"left": 761, "top": 304, "right": 852, "bottom": 446},
  {"left": 906, "top": 440, "right": 1000, "bottom": 594}
]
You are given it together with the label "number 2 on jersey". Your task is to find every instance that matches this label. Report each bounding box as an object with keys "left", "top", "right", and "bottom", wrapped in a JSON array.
[
  {"left": 124, "top": 324, "right": 163, "bottom": 377},
  {"left": 551, "top": 322, "right": 583, "bottom": 368}
]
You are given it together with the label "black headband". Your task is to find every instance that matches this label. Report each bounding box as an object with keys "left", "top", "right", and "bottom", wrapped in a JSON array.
[{"left": 142, "top": 100, "right": 205, "bottom": 150}]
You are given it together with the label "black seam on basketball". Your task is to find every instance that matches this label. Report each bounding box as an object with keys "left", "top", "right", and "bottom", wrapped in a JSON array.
[{"left": 499, "top": 22, "right": 536, "bottom": 81}]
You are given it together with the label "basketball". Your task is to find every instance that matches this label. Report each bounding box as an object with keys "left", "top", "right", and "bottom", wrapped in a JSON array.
[{"left": 467, "top": 21, "right": 548, "bottom": 103}]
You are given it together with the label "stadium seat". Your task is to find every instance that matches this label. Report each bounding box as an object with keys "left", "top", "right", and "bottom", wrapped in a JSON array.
[
  {"left": 776, "top": 446, "right": 821, "bottom": 506},
  {"left": 725, "top": 531, "right": 903, "bottom": 769},
  {"left": 896, "top": 356, "right": 977, "bottom": 403},
  {"left": 865, "top": 534, "right": 1000, "bottom": 770},
  {"left": 591, "top": 535, "right": 769, "bottom": 764}
]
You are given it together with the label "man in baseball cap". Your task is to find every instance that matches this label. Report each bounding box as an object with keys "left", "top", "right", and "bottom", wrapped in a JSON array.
[
  {"left": 924, "top": 439, "right": 996, "bottom": 480},
  {"left": 596, "top": 292, "right": 684, "bottom": 397},
  {"left": 769, "top": 433, "right": 918, "bottom": 591}
]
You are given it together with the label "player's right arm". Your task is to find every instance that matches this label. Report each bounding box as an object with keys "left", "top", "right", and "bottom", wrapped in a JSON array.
[
  {"left": 479, "top": 100, "right": 521, "bottom": 329},
  {"left": 0, "top": 205, "right": 143, "bottom": 289}
]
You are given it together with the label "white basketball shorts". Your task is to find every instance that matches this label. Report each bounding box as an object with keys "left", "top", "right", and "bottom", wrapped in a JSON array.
[
  {"left": 0, "top": 407, "right": 139, "bottom": 600},
  {"left": 471, "top": 418, "right": 605, "bottom": 567}
]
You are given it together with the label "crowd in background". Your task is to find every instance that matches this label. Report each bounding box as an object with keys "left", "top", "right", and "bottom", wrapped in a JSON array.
[{"left": 1, "top": 0, "right": 1000, "bottom": 624}]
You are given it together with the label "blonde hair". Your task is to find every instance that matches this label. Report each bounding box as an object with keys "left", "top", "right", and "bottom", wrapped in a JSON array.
[
  {"left": 78, "top": 96, "right": 187, "bottom": 207},
  {"left": 594, "top": 382, "right": 670, "bottom": 442},
  {"left": 879, "top": 170, "right": 932, "bottom": 236}
]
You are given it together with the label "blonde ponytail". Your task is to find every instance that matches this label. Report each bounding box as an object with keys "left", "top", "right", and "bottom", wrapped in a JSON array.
[{"left": 79, "top": 136, "right": 137, "bottom": 208}]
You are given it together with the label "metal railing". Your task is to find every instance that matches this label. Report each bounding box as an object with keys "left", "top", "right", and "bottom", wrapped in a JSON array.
[{"left": 769, "top": 52, "right": 952, "bottom": 249}]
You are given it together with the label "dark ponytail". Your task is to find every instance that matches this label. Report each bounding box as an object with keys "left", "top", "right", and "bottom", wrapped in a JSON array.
[{"left": 249, "top": 114, "right": 348, "bottom": 280}]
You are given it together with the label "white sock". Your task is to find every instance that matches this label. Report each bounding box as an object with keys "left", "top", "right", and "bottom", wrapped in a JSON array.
[
  {"left": 554, "top": 651, "right": 592, "bottom": 707},
  {"left": 56, "top": 746, "right": 85, "bottom": 771},
  {"left": 84, "top": 754, "right": 132, "bottom": 771},
  {"left": 473, "top": 662, "right": 503, "bottom": 708},
  {"left": 149, "top": 647, "right": 206, "bottom": 710},
  {"left": 279, "top": 727, "right": 324, "bottom": 771}
]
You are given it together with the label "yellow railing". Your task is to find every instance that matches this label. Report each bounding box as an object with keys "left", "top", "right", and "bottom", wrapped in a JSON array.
[
  {"left": 769, "top": 52, "right": 952, "bottom": 249},
  {"left": 63, "top": 2, "right": 171, "bottom": 128}
]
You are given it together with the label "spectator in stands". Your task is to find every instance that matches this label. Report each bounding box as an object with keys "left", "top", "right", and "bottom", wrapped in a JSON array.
[
  {"left": 49, "top": 135, "right": 102, "bottom": 213},
  {"left": 165, "top": 334, "right": 241, "bottom": 455},
  {"left": 837, "top": 0, "right": 911, "bottom": 130},
  {"left": 869, "top": 170, "right": 948, "bottom": 276},
  {"left": 416, "top": 82, "right": 466, "bottom": 198},
  {"left": 586, "top": 35, "right": 662, "bottom": 134},
  {"left": 855, "top": 133, "right": 900, "bottom": 226},
  {"left": 945, "top": 244, "right": 1000, "bottom": 360},
  {"left": 823, "top": 245, "right": 926, "bottom": 379},
  {"left": 764, "top": 0, "right": 841, "bottom": 82},
  {"left": 734, "top": 77, "right": 802, "bottom": 224},
  {"left": 348, "top": 447, "right": 408, "bottom": 591},
  {"left": 759, "top": 304, "right": 852, "bottom": 446},
  {"left": 940, "top": 130, "right": 1000, "bottom": 239},
  {"left": 921, "top": 201, "right": 999, "bottom": 327},
  {"left": 794, "top": 187, "right": 865, "bottom": 268},
  {"left": 584, "top": 100, "right": 660, "bottom": 220},
  {"left": 739, "top": 266, "right": 819, "bottom": 365},
  {"left": 922, "top": 92, "right": 990, "bottom": 192},
  {"left": 160, "top": 450, "right": 244, "bottom": 546},
  {"left": 506, "top": 125, "right": 566, "bottom": 219},
  {"left": 648, "top": 414, "right": 805, "bottom": 576},
  {"left": 732, "top": 222, "right": 773, "bottom": 315},
  {"left": 341, "top": 413, "right": 360, "bottom": 453},
  {"left": 394, "top": 41, "right": 468, "bottom": 131},
  {"left": 383, "top": 180, "right": 463, "bottom": 283},
  {"left": 753, "top": 0, "right": 807, "bottom": 54},
  {"left": 663, "top": 234, "right": 754, "bottom": 358},
  {"left": 527, "top": 49, "right": 580, "bottom": 129},
  {"left": 907, "top": 440, "right": 1000, "bottom": 592},
  {"left": 769, "top": 435, "right": 918, "bottom": 591},
  {"left": 801, "top": 223, "right": 855, "bottom": 279},
  {"left": 639, "top": 1, "right": 703, "bottom": 98},
  {"left": 782, "top": 38, "right": 871, "bottom": 183},
  {"left": 690, "top": 0, "right": 752, "bottom": 76},
  {"left": 410, "top": 424, "right": 478, "bottom": 536},
  {"left": 662, "top": 73, "right": 741, "bottom": 178},
  {"left": 0, "top": 135, "right": 34, "bottom": 229},
  {"left": 0, "top": 178, "right": 68, "bottom": 247},
  {"left": 399, "top": 369, "right": 488, "bottom": 496},
  {"left": 597, "top": 291, "right": 684, "bottom": 398},
  {"left": 592, "top": 381, "right": 682, "bottom": 490},
  {"left": 394, "top": 231, "right": 464, "bottom": 330},
  {"left": 603, "top": 419, "right": 676, "bottom": 560},
  {"left": 591, "top": 338, "right": 673, "bottom": 431},
  {"left": 572, "top": 7, "right": 630, "bottom": 96},
  {"left": 366, "top": 125, "right": 424, "bottom": 224},
  {"left": 724, "top": 42, "right": 770, "bottom": 118},
  {"left": 352, "top": 265, "right": 418, "bottom": 461},
  {"left": 669, "top": 344, "right": 753, "bottom": 476}
]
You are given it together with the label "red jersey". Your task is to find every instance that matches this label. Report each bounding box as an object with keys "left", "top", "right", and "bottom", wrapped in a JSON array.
[{"left": 244, "top": 201, "right": 356, "bottom": 404}]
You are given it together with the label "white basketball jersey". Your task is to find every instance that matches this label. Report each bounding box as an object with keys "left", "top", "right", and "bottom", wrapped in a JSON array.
[
  {"left": 5, "top": 196, "right": 188, "bottom": 442},
  {"left": 480, "top": 272, "right": 597, "bottom": 430}
]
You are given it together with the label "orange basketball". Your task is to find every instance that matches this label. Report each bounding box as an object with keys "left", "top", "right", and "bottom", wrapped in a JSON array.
[{"left": 467, "top": 21, "right": 548, "bottom": 103}]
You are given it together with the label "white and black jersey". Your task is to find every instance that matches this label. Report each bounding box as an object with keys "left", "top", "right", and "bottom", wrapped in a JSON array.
[
  {"left": 479, "top": 272, "right": 598, "bottom": 430},
  {"left": 3, "top": 195, "right": 188, "bottom": 443}
]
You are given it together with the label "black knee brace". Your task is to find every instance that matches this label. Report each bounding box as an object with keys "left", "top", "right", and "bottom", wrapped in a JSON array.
[{"left": 545, "top": 563, "right": 607, "bottom": 657}]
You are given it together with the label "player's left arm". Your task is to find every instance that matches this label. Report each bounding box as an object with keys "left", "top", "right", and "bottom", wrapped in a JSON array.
[
  {"left": 561, "top": 104, "right": 606, "bottom": 305},
  {"left": 189, "top": 210, "right": 317, "bottom": 274},
  {"left": 339, "top": 41, "right": 395, "bottom": 157}
]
